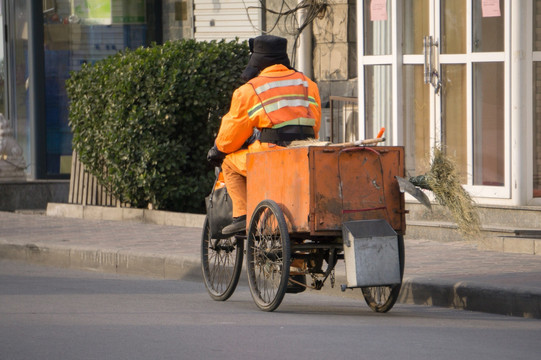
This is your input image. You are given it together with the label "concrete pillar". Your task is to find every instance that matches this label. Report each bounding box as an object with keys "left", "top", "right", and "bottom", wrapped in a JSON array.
[
  {"left": 511, "top": 0, "right": 529, "bottom": 205},
  {"left": 296, "top": 1, "right": 312, "bottom": 77}
]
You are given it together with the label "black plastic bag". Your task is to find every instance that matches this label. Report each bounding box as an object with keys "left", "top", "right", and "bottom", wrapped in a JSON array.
[{"left": 205, "top": 170, "right": 233, "bottom": 239}]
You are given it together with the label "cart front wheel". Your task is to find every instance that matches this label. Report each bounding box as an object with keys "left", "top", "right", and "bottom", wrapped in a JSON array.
[
  {"left": 247, "top": 200, "right": 291, "bottom": 312},
  {"left": 361, "top": 234, "right": 405, "bottom": 313},
  {"left": 201, "top": 215, "right": 244, "bottom": 301}
]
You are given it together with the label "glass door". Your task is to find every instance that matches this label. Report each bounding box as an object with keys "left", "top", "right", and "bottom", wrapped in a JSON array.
[
  {"left": 0, "top": 1, "right": 6, "bottom": 115},
  {"left": 402, "top": 0, "right": 431, "bottom": 176},
  {"left": 401, "top": 0, "right": 508, "bottom": 196},
  {"left": 1, "top": 0, "right": 27, "bottom": 153},
  {"left": 533, "top": 1, "right": 541, "bottom": 197},
  {"left": 2, "top": 0, "right": 30, "bottom": 174}
]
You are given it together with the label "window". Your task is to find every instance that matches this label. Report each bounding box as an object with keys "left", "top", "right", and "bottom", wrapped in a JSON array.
[{"left": 42, "top": 0, "right": 155, "bottom": 176}]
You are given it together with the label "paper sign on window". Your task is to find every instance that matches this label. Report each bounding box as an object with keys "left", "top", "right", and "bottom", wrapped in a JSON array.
[
  {"left": 371, "top": 0, "right": 388, "bottom": 21},
  {"left": 482, "top": 0, "right": 501, "bottom": 18}
]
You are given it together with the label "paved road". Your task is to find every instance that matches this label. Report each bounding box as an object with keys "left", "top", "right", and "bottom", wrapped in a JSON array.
[{"left": 1, "top": 260, "right": 541, "bottom": 360}]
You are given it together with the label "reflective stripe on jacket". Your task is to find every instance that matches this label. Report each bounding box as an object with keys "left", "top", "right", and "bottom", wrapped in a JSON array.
[{"left": 247, "top": 74, "right": 318, "bottom": 129}]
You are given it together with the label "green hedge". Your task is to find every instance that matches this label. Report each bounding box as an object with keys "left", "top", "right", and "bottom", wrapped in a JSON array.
[{"left": 66, "top": 39, "right": 249, "bottom": 213}]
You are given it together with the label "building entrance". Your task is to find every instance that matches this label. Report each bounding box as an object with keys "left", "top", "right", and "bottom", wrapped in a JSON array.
[{"left": 359, "top": 0, "right": 509, "bottom": 200}]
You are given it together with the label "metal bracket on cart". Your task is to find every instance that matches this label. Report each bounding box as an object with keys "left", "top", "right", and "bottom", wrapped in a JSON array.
[{"left": 291, "top": 243, "right": 341, "bottom": 290}]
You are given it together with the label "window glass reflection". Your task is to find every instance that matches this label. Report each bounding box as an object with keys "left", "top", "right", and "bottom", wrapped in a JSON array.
[
  {"left": 365, "top": 65, "right": 392, "bottom": 140},
  {"left": 441, "top": 64, "right": 467, "bottom": 183},
  {"left": 441, "top": 0, "right": 466, "bottom": 54},
  {"left": 472, "top": 0, "right": 504, "bottom": 53},
  {"left": 403, "top": 0, "right": 429, "bottom": 55},
  {"left": 403, "top": 65, "right": 430, "bottom": 176},
  {"left": 533, "top": 64, "right": 541, "bottom": 196},
  {"left": 472, "top": 62, "right": 504, "bottom": 186},
  {"left": 43, "top": 0, "right": 149, "bottom": 175},
  {"left": 363, "top": 0, "right": 391, "bottom": 56}
]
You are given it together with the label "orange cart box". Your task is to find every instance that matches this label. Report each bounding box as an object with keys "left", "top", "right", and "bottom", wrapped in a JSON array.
[{"left": 246, "top": 145, "right": 406, "bottom": 236}]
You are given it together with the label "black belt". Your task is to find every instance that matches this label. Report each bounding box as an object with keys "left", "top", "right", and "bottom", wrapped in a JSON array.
[{"left": 259, "top": 125, "right": 315, "bottom": 146}]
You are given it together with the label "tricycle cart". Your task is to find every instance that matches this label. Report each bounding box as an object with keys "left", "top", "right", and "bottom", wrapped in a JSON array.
[{"left": 201, "top": 144, "right": 406, "bottom": 312}]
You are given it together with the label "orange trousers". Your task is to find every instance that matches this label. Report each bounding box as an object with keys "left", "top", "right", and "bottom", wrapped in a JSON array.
[
  {"left": 220, "top": 141, "right": 282, "bottom": 218},
  {"left": 221, "top": 157, "right": 247, "bottom": 218}
]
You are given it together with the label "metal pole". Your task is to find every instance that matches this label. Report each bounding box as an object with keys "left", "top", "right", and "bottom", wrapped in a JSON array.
[{"left": 27, "top": 0, "right": 46, "bottom": 179}]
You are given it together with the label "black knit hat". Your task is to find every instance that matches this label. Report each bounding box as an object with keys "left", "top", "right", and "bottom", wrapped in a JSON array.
[{"left": 241, "top": 35, "right": 291, "bottom": 82}]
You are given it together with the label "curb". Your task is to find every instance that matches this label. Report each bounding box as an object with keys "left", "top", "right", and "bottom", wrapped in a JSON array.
[
  {"left": 46, "top": 203, "right": 206, "bottom": 228},
  {"left": 398, "top": 278, "right": 541, "bottom": 319},
  {"left": 3, "top": 239, "right": 541, "bottom": 319},
  {"left": 0, "top": 242, "right": 202, "bottom": 282}
]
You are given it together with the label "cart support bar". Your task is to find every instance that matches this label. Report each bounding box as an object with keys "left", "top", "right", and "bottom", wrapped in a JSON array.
[{"left": 342, "top": 206, "right": 387, "bottom": 214}]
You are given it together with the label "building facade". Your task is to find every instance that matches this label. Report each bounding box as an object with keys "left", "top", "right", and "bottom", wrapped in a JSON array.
[{"left": 1, "top": 0, "right": 539, "bottom": 209}]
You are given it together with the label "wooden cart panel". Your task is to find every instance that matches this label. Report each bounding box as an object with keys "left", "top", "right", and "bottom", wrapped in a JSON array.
[{"left": 246, "top": 146, "right": 406, "bottom": 235}]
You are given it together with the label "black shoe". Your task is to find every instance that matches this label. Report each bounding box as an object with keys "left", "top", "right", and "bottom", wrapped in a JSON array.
[{"left": 222, "top": 215, "right": 247, "bottom": 235}]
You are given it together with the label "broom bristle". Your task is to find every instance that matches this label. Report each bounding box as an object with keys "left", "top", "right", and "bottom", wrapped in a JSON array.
[{"left": 425, "top": 146, "right": 481, "bottom": 238}]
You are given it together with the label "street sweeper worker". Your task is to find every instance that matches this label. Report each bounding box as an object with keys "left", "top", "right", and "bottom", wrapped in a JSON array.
[{"left": 207, "top": 34, "right": 322, "bottom": 235}]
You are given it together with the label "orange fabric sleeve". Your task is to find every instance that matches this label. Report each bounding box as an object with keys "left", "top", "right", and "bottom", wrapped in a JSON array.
[{"left": 214, "top": 86, "right": 258, "bottom": 154}]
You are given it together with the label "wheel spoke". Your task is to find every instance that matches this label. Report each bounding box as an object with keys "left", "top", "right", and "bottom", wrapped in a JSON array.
[
  {"left": 370, "top": 286, "right": 390, "bottom": 305},
  {"left": 207, "top": 241, "right": 235, "bottom": 294},
  {"left": 201, "top": 217, "right": 243, "bottom": 301},
  {"left": 247, "top": 200, "right": 290, "bottom": 311}
]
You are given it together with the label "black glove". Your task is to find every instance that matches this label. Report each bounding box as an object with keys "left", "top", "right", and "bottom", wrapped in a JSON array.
[
  {"left": 241, "top": 128, "right": 260, "bottom": 149},
  {"left": 207, "top": 145, "right": 226, "bottom": 167}
]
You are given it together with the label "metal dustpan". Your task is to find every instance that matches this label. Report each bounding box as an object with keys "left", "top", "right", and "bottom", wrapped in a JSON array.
[
  {"left": 396, "top": 176, "right": 432, "bottom": 210},
  {"left": 342, "top": 219, "right": 401, "bottom": 288}
]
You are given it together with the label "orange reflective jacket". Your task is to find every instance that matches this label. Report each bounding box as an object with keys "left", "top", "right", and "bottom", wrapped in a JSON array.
[
  {"left": 247, "top": 69, "right": 318, "bottom": 129},
  {"left": 215, "top": 64, "right": 321, "bottom": 174}
]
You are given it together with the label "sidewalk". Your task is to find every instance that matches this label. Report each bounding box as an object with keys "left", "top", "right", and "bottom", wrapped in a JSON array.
[{"left": 1, "top": 207, "right": 540, "bottom": 319}]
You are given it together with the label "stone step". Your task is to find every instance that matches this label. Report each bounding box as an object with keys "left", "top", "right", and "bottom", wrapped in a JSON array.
[
  {"left": 406, "top": 219, "right": 541, "bottom": 255},
  {"left": 406, "top": 202, "right": 541, "bottom": 231},
  {"left": 497, "top": 236, "right": 541, "bottom": 255},
  {"left": 14, "top": 209, "right": 47, "bottom": 215}
]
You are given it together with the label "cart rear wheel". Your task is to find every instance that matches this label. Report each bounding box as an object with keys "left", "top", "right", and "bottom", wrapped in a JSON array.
[
  {"left": 201, "top": 216, "right": 244, "bottom": 301},
  {"left": 246, "top": 200, "right": 291, "bottom": 312},
  {"left": 361, "top": 234, "right": 405, "bottom": 313}
]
